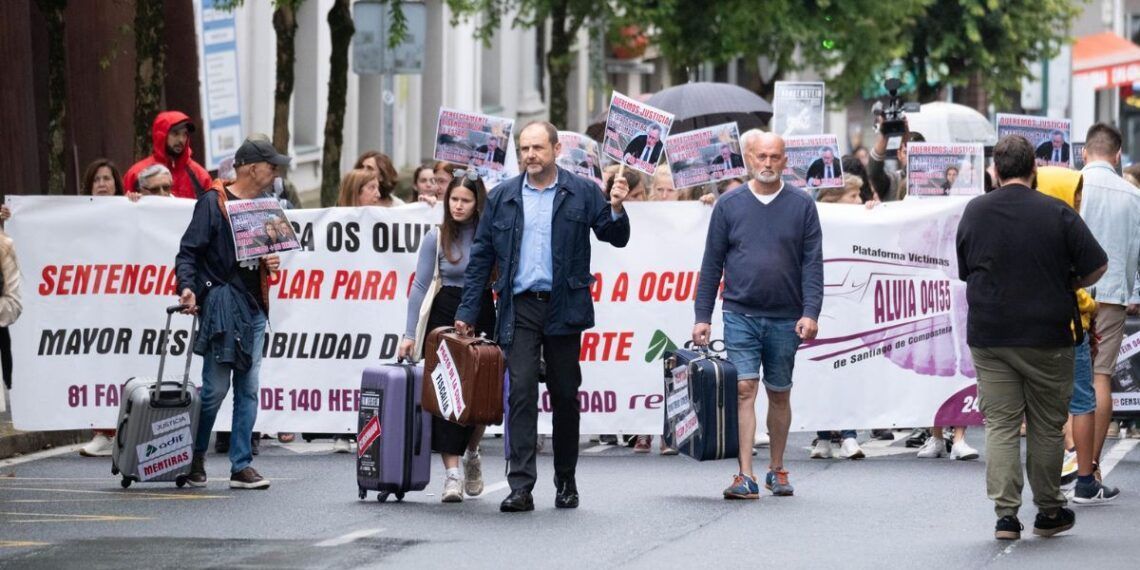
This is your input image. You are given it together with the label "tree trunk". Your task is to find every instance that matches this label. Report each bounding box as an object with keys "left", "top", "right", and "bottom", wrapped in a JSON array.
[
  {"left": 134, "top": 0, "right": 166, "bottom": 160},
  {"left": 320, "top": 0, "right": 354, "bottom": 207},
  {"left": 546, "top": 4, "right": 573, "bottom": 129},
  {"left": 272, "top": 2, "right": 299, "bottom": 154},
  {"left": 35, "top": 0, "right": 68, "bottom": 195}
]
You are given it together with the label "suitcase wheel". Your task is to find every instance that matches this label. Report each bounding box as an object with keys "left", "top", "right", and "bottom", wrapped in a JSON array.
[
  {"left": 395, "top": 492, "right": 405, "bottom": 502},
  {"left": 120, "top": 477, "right": 132, "bottom": 489},
  {"left": 176, "top": 475, "right": 188, "bottom": 488},
  {"left": 358, "top": 488, "right": 366, "bottom": 500},
  {"left": 378, "top": 492, "right": 389, "bottom": 503}
]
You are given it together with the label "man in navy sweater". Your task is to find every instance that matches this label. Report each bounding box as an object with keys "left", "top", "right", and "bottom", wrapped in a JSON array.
[{"left": 693, "top": 129, "right": 823, "bottom": 500}]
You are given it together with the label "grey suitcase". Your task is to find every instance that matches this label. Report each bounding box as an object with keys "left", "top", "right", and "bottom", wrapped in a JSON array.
[{"left": 111, "top": 305, "right": 201, "bottom": 488}]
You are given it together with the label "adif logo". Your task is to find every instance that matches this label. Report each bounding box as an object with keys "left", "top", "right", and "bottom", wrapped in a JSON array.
[
  {"left": 644, "top": 330, "right": 678, "bottom": 362},
  {"left": 136, "top": 427, "right": 193, "bottom": 460}
]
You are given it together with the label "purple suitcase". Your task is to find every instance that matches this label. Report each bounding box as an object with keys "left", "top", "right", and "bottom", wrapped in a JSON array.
[{"left": 356, "top": 362, "right": 431, "bottom": 502}]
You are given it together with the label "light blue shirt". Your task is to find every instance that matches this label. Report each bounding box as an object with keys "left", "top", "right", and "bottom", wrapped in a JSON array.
[
  {"left": 513, "top": 172, "right": 559, "bottom": 294},
  {"left": 1080, "top": 161, "right": 1140, "bottom": 305}
]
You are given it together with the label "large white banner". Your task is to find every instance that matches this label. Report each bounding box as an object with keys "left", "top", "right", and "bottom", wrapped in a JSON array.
[{"left": 8, "top": 195, "right": 981, "bottom": 433}]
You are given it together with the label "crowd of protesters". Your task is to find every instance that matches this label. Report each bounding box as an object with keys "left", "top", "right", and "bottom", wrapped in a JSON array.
[{"left": 2, "top": 106, "right": 1139, "bottom": 530}]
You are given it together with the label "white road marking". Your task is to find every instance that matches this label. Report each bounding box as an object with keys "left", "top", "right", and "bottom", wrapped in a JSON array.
[
  {"left": 1099, "top": 439, "right": 1138, "bottom": 478},
  {"left": 315, "top": 528, "right": 385, "bottom": 547},
  {"left": 480, "top": 480, "right": 510, "bottom": 495},
  {"left": 0, "top": 444, "right": 85, "bottom": 468},
  {"left": 583, "top": 444, "right": 612, "bottom": 454}
]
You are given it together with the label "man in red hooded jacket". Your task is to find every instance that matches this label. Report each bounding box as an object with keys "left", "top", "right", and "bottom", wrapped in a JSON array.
[{"left": 124, "top": 111, "right": 212, "bottom": 199}]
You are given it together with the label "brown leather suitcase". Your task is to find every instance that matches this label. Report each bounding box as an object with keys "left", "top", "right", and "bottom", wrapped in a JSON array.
[{"left": 422, "top": 327, "right": 505, "bottom": 426}]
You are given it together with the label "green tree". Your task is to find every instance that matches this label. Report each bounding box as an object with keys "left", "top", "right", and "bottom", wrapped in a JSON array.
[
  {"left": 320, "top": 0, "right": 355, "bottom": 207},
  {"left": 637, "top": 0, "right": 1080, "bottom": 109},
  {"left": 385, "top": 0, "right": 599, "bottom": 129},
  {"left": 900, "top": 0, "right": 1081, "bottom": 105},
  {"left": 34, "top": 0, "right": 68, "bottom": 195},
  {"left": 133, "top": 0, "right": 165, "bottom": 160},
  {"left": 634, "top": 0, "right": 927, "bottom": 105}
]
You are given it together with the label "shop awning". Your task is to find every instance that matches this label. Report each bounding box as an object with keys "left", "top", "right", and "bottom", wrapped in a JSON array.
[{"left": 1073, "top": 31, "right": 1140, "bottom": 89}]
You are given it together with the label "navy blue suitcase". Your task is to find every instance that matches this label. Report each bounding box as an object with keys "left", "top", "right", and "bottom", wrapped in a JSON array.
[{"left": 662, "top": 348, "right": 739, "bottom": 461}]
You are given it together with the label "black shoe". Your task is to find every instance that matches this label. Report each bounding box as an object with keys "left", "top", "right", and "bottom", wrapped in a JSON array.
[
  {"left": 187, "top": 452, "right": 207, "bottom": 488},
  {"left": 905, "top": 428, "right": 930, "bottom": 448},
  {"left": 871, "top": 429, "right": 895, "bottom": 441},
  {"left": 251, "top": 436, "right": 260, "bottom": 456},
  {"left": 599, "top": 434, "right": 618, "bottom": 445},
  {"left": 215, "top": 432, "right": 231, "bottom": 454},
  {"left": 994, "top": 515, "right": 1022, "bottom": 540},
  {"left": 1033, "top": 507, "right": 1075, "bottom": 537},
  {"left": 229, "top": 466, "right": 271, "bottom": 490},
  {"left": 500, "top": 489, "right": 534, "bottom": 512},
  {"left": 555, "top": 477, "right": 579, "bottom": 509}
]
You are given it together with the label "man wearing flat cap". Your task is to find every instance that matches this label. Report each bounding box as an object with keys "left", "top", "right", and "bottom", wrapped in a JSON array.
[{"left": 175, "top": 135, "right": 292, "bottom": 491}]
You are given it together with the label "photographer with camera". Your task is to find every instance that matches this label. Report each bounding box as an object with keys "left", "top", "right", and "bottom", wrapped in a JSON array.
[{"left": 868, "top": 79, "right": 924, "bottom": 201}]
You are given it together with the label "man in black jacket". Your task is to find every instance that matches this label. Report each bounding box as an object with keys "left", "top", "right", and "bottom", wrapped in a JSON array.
[
  {"left": 456, "top": 121, "right": 631, "bottom": 512},
  {"left": 176, "top": 137, "right": 289, "bottom": 490}
]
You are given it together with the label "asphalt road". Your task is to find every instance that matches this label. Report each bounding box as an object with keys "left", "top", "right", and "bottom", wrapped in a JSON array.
[{"left": 1, "top": 431, "right": 1138, "bottom": 569}]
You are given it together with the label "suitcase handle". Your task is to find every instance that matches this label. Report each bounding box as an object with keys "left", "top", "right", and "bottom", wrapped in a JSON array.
[
  {"left": 152, "top": 306, "right": 198, "bottom": 407},
  {"left": 413, "top": 404, "right": 424, "bottom": 455}
]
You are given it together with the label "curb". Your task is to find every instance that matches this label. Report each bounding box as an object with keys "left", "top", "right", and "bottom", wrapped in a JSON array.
[{"left": 0, "top": 427, "right": 92, "bottom": 460}]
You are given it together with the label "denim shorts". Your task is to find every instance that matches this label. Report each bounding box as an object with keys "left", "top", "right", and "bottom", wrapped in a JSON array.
[
  {"left": 723, "top": 311, "right": 801, "bottom": 392},
  {"left": 1070, "top": 336, "right": 1095, "bottom": 416}
]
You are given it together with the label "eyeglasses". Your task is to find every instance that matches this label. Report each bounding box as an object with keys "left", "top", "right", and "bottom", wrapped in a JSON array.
[{"left": 143, "top": 184, "right": 172, "bottom": 192}]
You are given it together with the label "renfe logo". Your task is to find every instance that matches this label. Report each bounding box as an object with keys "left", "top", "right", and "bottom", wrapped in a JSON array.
[
  {"left": 135, "top": 427, "right": 193, "bottom": 460},
  {"left": 357, "top": 415, "right": 382, "bottom": 458},
  {"left": 152, "top": 412, "right": 191, "bottom": 436}
]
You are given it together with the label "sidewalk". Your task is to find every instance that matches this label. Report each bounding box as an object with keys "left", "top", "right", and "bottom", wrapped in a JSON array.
[{"left": 0, "top": 409, "right": 90, "bottom": 460}]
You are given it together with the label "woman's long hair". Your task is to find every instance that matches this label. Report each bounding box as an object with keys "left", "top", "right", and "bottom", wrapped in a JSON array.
[
  {"left": 439, "top": 174, "right": 487, "bottom": 264},
  {"left": 337, "top": 168, "right": 379, "bottom": 207},
  {"left": 354, "top": 151, "right": 399, "bottom": 200}
]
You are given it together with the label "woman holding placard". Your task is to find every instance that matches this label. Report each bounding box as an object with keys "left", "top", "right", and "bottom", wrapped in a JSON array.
[{"left": 398, "top": 169, "right": 495, "bottom": 502}]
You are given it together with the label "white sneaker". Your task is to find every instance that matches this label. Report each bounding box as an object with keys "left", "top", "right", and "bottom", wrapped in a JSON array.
[
  {"left": 950, "top": 439, "right": 979, "bottom": 461},
  {"left": 754, "top": 432, "right": 770, "bottom": 448},
  {"left": 79, "top": 433, "right": 113, "bottom": 457},
  {"left": 917, "top": 437, "right": 946, "bottom": 458},
  {"left": 810, "top": 439, "right": 832, "bottom": 459},
  {"left": 332, "top": 437, "right": 351, "bottom": 454},
  {"left": 840, "top": 437, "right": 865, "bottom": 460},
  {"left": 463, "top": 448, "right": 484, "bottom": 496},
  {"left": 441, "top": 475, "right": 463, "bottom": 503}
]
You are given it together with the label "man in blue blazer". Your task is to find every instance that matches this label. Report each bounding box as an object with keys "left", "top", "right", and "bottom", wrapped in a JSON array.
[{"left": 456, "top": 121, "right": 632, "bottom": 512}]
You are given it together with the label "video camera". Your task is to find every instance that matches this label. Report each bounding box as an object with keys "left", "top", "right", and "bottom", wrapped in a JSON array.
[{"left": 873, "top": 78, "right": 921, "bottom": 138}]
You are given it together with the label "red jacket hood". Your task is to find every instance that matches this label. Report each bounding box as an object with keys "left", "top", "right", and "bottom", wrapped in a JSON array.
[{"left": 152, "top": 110, "right": 195, "bottom": 168}]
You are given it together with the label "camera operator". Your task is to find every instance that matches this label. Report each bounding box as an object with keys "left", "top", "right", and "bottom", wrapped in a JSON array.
[{"left": 868, "top": 118, "right": 925, "bottom": 202}]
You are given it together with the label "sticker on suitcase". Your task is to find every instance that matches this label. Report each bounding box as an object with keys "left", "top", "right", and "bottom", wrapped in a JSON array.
[
  {"left": 671, "top": 365, "right": 689, "bottom": 393},
  {"left": 666, "top": 388, "right": 691, "bottom": 421},
  {"left": 674, "top": 410, "right": 700, "bottom": 445},
  {"left": 433, "top": 341, "right": 467, "bottom": 420},
  {"left": 135, "top": 427, "right": 193, "bottom": 463},
  {"left": 358, "top": 415, "right": 381, "bottom": 458},
  {"left": 139, "top": 448, "right": 192, "bottom": 481},
  {"left": 151, "top": 412, "right": 192, "bottom": 436}
]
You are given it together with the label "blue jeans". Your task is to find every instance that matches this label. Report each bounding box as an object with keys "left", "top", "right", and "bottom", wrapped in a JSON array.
[
  {"left": 194, "top": 311, "right": 267, "bottom": 473},
  {"left": 1070, "top": 336, "right": 1094, "bottom": 416},
  {"left": 722, "top": 312, "right": 801, "bottom": 392}
]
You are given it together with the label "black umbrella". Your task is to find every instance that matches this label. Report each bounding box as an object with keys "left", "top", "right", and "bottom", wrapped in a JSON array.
[{"left": 645, "top": 82, "right": 772, "bottom": 135}]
